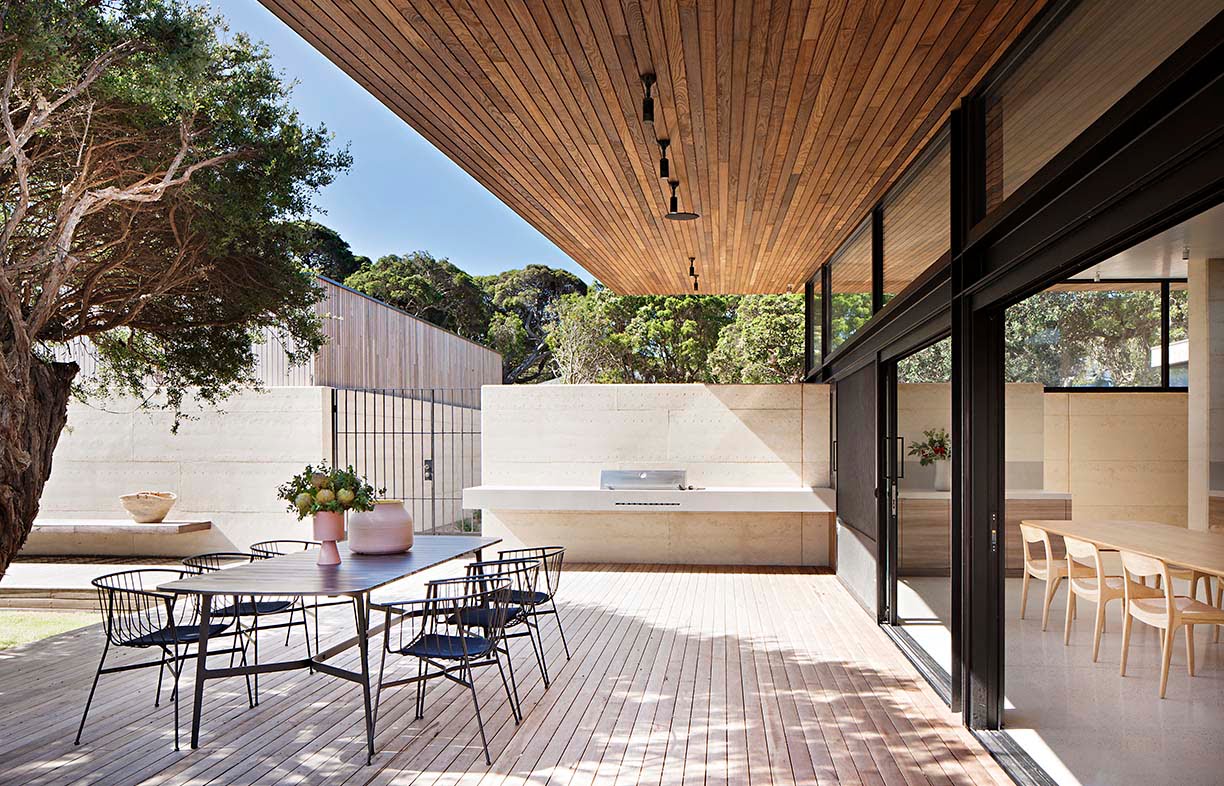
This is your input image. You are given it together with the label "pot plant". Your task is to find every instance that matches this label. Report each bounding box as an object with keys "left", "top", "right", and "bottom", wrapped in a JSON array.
[
  {"left": 278, "top": 463, "right": 379, "bottom": 566},
  {"left": 908, "top": 428, "right": 952, "bottom": 491}
]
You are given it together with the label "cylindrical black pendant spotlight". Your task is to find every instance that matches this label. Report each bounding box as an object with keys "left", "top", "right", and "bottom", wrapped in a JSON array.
[
  {"left": 688, "top": 256, "right": 695, "bottom": 277},
  {"left": 665, "top": 181, "right": 699, "bottom": 221},
  {"left": 693, "top": 274, "right": 699, "bottom": 292},
  {"left": 658, "top": 139, "right": 670, "bottom": 179},
  {"left": 642, "top": 74, "right": 656, "bottom": 123}
]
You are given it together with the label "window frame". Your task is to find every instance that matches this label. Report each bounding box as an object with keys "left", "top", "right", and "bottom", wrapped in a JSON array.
[{"left": 1018, "top": 277, "right": 1188, "bottom": 393}]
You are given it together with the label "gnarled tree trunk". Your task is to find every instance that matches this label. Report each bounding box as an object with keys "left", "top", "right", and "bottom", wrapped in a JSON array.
[{"left": 0, "top": 360, "right": 78, "bottom": 581}]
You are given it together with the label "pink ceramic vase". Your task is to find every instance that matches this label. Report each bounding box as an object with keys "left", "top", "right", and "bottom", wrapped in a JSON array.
[
  {"left": 312, "top": 510, "right": 345, "bottom": 566},
  {"left": 348, "top": 500, "right": 414, "bottom": 554}
]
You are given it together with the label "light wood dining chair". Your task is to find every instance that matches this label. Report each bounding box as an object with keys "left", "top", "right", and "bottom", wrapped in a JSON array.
[
  {"left": 1118, "top": 550, "right": 1224, "bottom": 698},
  {"left": 1019, "top": 523, "right": 1090, "bottom": 631},
  {"left": 1063, "top": 536, "right": 1125, "bottom": 661}
]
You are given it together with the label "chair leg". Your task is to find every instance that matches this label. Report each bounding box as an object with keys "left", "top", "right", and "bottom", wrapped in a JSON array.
[
  {"left": 1119, "top": 611, "right": 1133, "bottom": 676},
  {"left": 1091, "top": 599, "right": 1106, "bottom": 663},
  {"left": 1159, "top": 626, "right": 1175, "bottom": 698},
  {"left": 550, "top": 598, "right": 571, "bottom": 660},
  {"left": 1216, "top": 579, "right": 1222, "bottom": 644},
  {"left": 502, "top": 643, "right": 523, "bottom": 722},
  {"left": 155, "top": 648, "right": 168, "bottom": 707},
  {"left": 1041, "top": 576, "right": 1060, "bottom": 632},
  {"left": 1185, "top": 624, "right": 1195, "bottom": 677},
  {"left": 414, "top": 658, "right": 426, "bottom": 720},
  {"left": 524, "top": 619, "right": 550, "bottom": 688},
  {"left": 1019, "top": 571, "right": 1031, "bottom": 620},
  {"left": 75, "top": 639, "right": 110, "bottom": 745},
  {"left": 1063, "top": 590, "right": 1075, "bottom": 645},
  {"left": 494, "top": 649, "right": 521, "bottom": 724},
  {"left": 464, "top": 664, "right": 492, "bottom": 766},
  {"left": 170, "top": 644, "right": 182, "bottom": 751},
  {"left": 252, "top": 604, "right": 261, "bottom": 706}
]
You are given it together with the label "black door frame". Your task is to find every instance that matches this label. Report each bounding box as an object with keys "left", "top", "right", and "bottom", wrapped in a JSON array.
[
  {"left": 877, "top": 329, "right": 959, "bottom": 708},
  {"left": 951, "top": 12, "right": 1224, "bottom": 730}
]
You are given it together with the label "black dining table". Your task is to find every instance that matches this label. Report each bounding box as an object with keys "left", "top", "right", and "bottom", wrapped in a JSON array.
[{"left": 159, "top": 534, "right": 501, "bottom": 763}]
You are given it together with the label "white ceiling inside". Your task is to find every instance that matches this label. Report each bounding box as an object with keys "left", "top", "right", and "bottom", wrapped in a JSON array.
[{"left": 1071, "top": 201, "right": 1224, "bottom": 280}]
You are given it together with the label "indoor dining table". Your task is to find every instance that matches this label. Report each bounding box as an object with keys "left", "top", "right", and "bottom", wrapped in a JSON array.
[
  {"left": 1021, "top": 519, "right": 1224, "bottom": 579},
  {"left": 159, "top": 534, "right": 500, "bottom": 764}
]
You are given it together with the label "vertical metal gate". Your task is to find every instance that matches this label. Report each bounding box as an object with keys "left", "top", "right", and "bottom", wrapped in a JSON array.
[{"left": 331, "top": 388, "right": 482, "bottom": 534}]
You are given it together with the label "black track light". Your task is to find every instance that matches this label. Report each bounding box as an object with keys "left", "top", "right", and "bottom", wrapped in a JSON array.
[
  {"left": 642, "top": 74, "right": 656, "bottom": 123},
  {"left": 693, "top": 274, "right": 699, "bottom": 292},
  {"left": 688, "top": 256, "right": 695, "bottom": 277},
  {"left": 665, "top": 181, "right": 699, "bottom": 221},
  {"left": 658, "top": 139, "right": 670, "bottom": 179}
]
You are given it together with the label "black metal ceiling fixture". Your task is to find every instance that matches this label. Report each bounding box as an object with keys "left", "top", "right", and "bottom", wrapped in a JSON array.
[
  {"left": 688, "top": 256, "right": 696, "bottom": 277},
  {"left": 665, "top": 181, "right": 699, "bottom": 221},
  {"left": 693, "top": 273, "right": 699, "bottom": 291},
  {"left": 658, "top": 139, "right": 670, "bottom": 179},
  {"left": 641, "top": 74, "right": 656, "bottom": 123}
]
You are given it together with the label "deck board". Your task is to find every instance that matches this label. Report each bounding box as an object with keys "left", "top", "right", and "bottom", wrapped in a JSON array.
[{"left": 0, "top": 565, "right": 1008, "bottom": 786}]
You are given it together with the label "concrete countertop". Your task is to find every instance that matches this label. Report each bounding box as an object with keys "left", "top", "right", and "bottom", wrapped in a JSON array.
[
  {"left": 31, "top": 518, "right": 213, "bottom": 534},
  {"left": 897, "top": 489, "right": 1072, "bottom": 501},
  {"left": 462, "top": 485, "right": 836, "bottom": 513}
]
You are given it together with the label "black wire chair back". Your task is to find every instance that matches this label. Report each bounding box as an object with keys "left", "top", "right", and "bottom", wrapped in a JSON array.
[
  {"left": 91, "top": 569, "right": 197, "bottom": 647},
  {"left": 384, "top": 575, "right": 514, "bottom": 658},
  {"left": 464, "top": 557, "right": 542, "bottom": 624},
  {"left": 250, "top": 540, "right": 318, "bottom": 559},
  {"left": 181, "top": 552, "right": 300, "bottom": 616},
  {"left": 498, "top": 546, "right": 565, "bottom": 601}
]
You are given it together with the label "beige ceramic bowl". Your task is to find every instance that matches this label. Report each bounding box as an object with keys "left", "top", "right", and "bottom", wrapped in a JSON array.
[{"left": 119, "top": 491, "right": 178, "bottom": 523}]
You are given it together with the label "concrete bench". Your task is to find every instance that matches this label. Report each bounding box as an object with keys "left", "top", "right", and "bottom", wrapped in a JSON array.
[{"left": 21, "top": 518, "right": 214, "bottom": 558}]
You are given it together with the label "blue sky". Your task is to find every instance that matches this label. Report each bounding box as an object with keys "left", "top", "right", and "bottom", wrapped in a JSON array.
[{"left": 210, "top": 0, "right": 590, "bottom": 282}]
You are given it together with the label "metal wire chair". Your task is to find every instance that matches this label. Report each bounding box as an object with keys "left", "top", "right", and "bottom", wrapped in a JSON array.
[
  {"left": 181, "top": 552, "right": 313, "bottom": 705},
  {"left": 249, "top": 539, "right": 346, "bottom": 652},
  {"left": 497, "top": 546, "right": 571, "bottom": 664},
  {"left": 374, "top": 575, "right": 518, "bottom": 765},
  {"left": 465, "top": 557, "right": 550, "bottom": 688},
  {"left": 249, "top": 539, "right": 318, "bottom": 558},
  {"left": 76, "top": 569, "right": 237, "bottom": 749}
]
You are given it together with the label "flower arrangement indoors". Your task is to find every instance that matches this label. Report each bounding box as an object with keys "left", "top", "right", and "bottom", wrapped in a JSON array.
[
  {"left": 279, "top": 463, "right": 379, "bottom": 565},
  {"left": 908, "top": 428, "right": 952, "bottom": 491}
]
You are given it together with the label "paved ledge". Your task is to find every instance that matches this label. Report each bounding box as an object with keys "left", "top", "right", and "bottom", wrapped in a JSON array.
[
  {"left": 463, "top": 485, "right": 835, "bottom": 513},
  {"left": 31, "top": 518, "right": 212, "bottom": 535}
]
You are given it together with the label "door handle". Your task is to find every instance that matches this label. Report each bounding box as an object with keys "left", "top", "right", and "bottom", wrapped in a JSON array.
[{"left": 895, "top": 436, "right": 905, "bottom": 479}]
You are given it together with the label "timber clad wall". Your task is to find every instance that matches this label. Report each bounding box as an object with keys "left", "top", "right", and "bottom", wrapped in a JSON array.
[
  {"left": 65, "top": 276, "right": 502, "bottom": 390},
  {"left": 307, "top": 279, "right": 502, "bottom": 390}
]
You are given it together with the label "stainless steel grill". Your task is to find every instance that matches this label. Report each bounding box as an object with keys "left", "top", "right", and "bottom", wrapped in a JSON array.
[{"left": 599, "top": 469, "right": 688, "bottom": 490}]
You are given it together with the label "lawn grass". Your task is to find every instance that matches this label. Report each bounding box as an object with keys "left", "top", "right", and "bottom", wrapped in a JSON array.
[{"left": 0, "top": 609, "right": 97, "bottom": 650}]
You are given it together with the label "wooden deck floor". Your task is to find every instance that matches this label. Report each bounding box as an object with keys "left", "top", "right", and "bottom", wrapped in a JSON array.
[{"left": 0, "top": 565, "right": 1009, "bottom": 786}]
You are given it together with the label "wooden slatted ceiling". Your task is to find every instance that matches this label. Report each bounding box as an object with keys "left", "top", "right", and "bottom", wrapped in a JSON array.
[{"left": 259, "top": 0, "right": 1046, "bottom": 294}]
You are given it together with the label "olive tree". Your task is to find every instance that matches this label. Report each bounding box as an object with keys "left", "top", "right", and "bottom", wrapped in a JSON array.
[{"left": 0, "top": 0, "right": 349, "bottom": 577}]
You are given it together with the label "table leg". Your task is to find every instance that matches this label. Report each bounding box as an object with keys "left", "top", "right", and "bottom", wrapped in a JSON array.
[
  {"left": 190, "top": 594, "right": 212, "bottom": 749},
  {"left": 354, "top": 593, "right": 375, "bottom": 765}
]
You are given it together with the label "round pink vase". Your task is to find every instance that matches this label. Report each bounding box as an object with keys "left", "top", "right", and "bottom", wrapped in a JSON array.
[
  {"left": 312, "top": 511, "right": 345, "bottom": 566},
  {"left": 348, "top": 500, "right": 414, "bottom": 555}
]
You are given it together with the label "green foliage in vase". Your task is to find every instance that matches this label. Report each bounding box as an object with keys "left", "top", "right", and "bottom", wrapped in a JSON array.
[{"left": 278, "top": 463, "right": 381, "bottom": 520}]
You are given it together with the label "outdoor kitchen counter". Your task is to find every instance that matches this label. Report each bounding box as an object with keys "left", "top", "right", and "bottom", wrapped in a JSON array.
[{"left": 462, "top": 485, "right": 836, "bottom": 513}]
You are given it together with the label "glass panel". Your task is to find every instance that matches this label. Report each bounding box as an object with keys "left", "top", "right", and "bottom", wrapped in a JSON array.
[
  {"left": 809, "top": 283, "right": 823, "bottom": 371},
  {"left": 1005, "top": 283, "right": 1163, "bottom": 387},
  {"left": 829, "top": 223, "right": 873, "bottom": 353},
  {"left": 883, "top": 138, "right": 950, "bottom": 302},
  {"left": 1169, "top": 283, "right": 1189, "bottom": 386},
  {"left": 983, "top": 0, "right": 1219, "bottom": 212}
]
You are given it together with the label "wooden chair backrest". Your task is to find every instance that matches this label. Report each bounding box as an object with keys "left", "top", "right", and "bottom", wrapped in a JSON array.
[
  {"left": 1119, "top": 550, "right": 1174, "bottom": 619},
  {"left": 1064, "top": 535, "right": 1104, "bottom": 587},
  {"left": 1018, "top": 523, "right": 1053, "bottom": 565}
]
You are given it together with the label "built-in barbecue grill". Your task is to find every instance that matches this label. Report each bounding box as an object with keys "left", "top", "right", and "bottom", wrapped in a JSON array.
[{"left": 599, "top": 469, "right": 689, "bottom": 491}]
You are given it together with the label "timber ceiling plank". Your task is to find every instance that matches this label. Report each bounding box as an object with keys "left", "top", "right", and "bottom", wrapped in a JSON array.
[{"left": 261, "top": 0, "right": 1046, "bottom": 293}]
